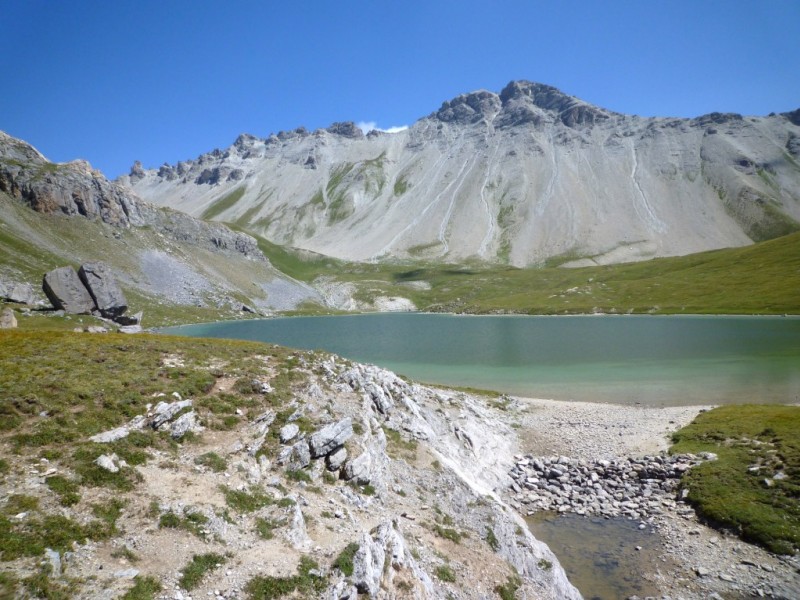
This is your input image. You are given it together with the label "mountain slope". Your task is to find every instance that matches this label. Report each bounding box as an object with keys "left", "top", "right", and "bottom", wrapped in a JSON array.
[
  {"left": 121, "top": 81, "right": 800, "bottom": 267},
  {"left": 0, "top": 132, "right": 323, "bottom": 323}
]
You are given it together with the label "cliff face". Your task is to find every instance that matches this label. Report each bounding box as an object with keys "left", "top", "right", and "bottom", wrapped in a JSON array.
[{"left": 121, "top": 81, "right": 800, "bottom": 267}]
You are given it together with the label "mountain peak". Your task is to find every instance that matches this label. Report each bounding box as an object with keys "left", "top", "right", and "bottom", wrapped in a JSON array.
[{"left": 499, "top": 80, "right": 612, "bottom": 127}]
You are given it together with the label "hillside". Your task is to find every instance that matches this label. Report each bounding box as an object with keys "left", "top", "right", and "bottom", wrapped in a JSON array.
[
  {"left": 0, "top": 132, "right": 325, "bottom": 324},
  {"left": 0, "top": 330, "right": 579, "bottom": 599},
  {"left": 122, "top": 81, "right": 800, "bottom": 267}
]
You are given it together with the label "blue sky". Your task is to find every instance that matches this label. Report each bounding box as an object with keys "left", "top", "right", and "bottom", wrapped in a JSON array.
[{"left": 2, "top": 1, "right": 798, "bottom": 178}]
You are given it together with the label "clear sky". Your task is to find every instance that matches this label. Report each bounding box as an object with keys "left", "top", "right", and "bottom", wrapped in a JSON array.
[{"left": 2, "top": 0, "right": 798, "bottom": 178}]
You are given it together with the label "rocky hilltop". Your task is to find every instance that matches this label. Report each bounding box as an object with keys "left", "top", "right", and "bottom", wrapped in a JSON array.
[
  {"left": 122, "top": 81, "right": 800, "bottom": 267},
  {"left": 0, "top": 132, "right": 325, "bottom": 316}
]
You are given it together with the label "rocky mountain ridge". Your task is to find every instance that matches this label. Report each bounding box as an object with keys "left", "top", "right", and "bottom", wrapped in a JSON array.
[
  {"left": 0, "top": 131, "right": 328, "bottom": 317},
  {"left": 122, "top": 80, "right": 800, "bottom": 267}
]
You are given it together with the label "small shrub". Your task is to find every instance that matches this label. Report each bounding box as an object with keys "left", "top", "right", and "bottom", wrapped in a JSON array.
[
  {"left": 158, "top": 512, "right": 181, "bottom": 529},
  {"left": 45, "top": 476, "right": 81, "bottom": 506},
  {"left": 495, "top": 575, "right": 521, "bottom": 600},
  {"left": 220, "top": 485, "right": 274, "bottom": 513},
  {"left": 245, "top": 555, "right": 326, "bottom": 599},
  {"left": 285, "top": 469, "right": 311, "bottom": 483},
  {"left": 120, "top": 575, "right": 161, "bottom": 600},
  {"left": 255, "top": 517, "right": 286, "bottom": 540},
  {"left": 486, "top": 527, "right": 500, "bottom": 551},
  {"left": 537, "top": 558, "right": 552, "bottom": 570},
  {"left": 435, "top": 565, "right": 456, "bottom": 582},
  {"left": 111, "top": 546, "right": 140, "bottom": 563},
  {"left": 277, "top": 497, "right": 296, "bottom": 508},
  {"left": 179, "top": 553, "right": 225, "bottom": 590},
  {"left": 194, "top": 452, "right": 227, "bottom": 472},
  {"left": 332, "top": 542, "right": 359, "bottom": 576},
  {"left": 4, "top": 494, "right": 39, "bottom": 514},
  {"left": 433, "top": 524, "right": 464, "bottom": 544}
]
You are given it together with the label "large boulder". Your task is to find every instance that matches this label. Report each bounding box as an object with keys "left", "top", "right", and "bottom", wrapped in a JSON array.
[
  {"left": 42, "top": 266, "right": 95, "bottom": 314},
  {"left": 78, "top": 262, "right": 127, "bottom": 318},
  {"left": 309, "top": 418, "right": 353, "bottom": 458},
  {"left": 0, "top": 282, "right": 36, "bottom": 304}
]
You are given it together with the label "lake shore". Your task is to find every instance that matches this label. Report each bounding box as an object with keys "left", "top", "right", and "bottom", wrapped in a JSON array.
[{"left": 510, "top": 396, "right": 800, "bottom": 599}]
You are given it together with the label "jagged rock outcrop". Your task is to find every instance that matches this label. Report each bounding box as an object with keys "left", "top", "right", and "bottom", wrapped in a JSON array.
[
  {"left": 0, "top": 131, "right": 264, "bottom": 261},
  {"left": 122, "top": 80, "right": 800, "bottom": 267},
  {"left": 78, "top": 262, "right": 127, "bottom": 318},
  {"left": 42, "top": 266, "right": 96, "bottom": 314},
  {"left": 308, "top": 417, "right": 353, "bottom": 458}
]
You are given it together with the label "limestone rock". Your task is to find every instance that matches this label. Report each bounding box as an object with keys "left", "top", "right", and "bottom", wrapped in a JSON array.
[
  {"left": 309, "top": 418, "right": 353, "bottom": 458},
  {"left": 150, "top": 399, "right": 193, "bottom": 430},
  {"left": 326, "top": 446, "right": 348, "bottom": 471},
  {"left": 95, "top": 454, "right": 120, "bottom": 473},
  {"left": 42, "top": 266, "right": 95, "bottom": 314},
  {"left": 284, "top": 502, "right": 312, "bottom": 551},
  {"left": 170, "top": 410, "right": 199, "bottom": 439},
  {"left": 351, "top": 521, "right": 433, "bottom": 598},
  {"left": 342, "top": 452, "right": 371, "bottom": 484},
  {"left": 277, "top": 440, "right": 311, "bottom": 471},
  {"left": 279, "top": 423, "right": 300, "bottom": 444},
  {"left": 78, "top": 262, "right": 127, "bottom": 318},
  {"left": 0, "top": 308, "right": 17, "bottom": 328},
  {"left": 1, "top": 282, "right": 35, "bottom": 304}
]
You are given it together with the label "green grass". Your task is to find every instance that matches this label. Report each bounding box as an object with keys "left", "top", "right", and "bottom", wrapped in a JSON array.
[
  {"left": 485, "top": 526, "right": 500, "bottom": 551},
  {"left": 435, "top": 564, "right": 456, "bottom": 582},
  {"left": 255, "top": 517, "right": 286, "bottom": 540},
  {"left": 194, "top": 451, "right": 227, "bottom": 472},
  {"left": 0, "top": 513, "right": 112, "bottom": 560},
  {"left": 245, "top": 556, "right": 326, "bottom": 599},
  {"left": 158, "top": 510, "right": 208, "bottom": 538},
  {"left": 120, "top": 575, "right": 162, "bottom": 600},
  {"left": 671, "top": 405, "right": 800, "bottom": 554},
  {"left": 494, "top": 575, "right": 521, "bottom": 600},
  {"left": 220, "top": 485, "right": 275, "bottom": 513},
  {"left": 201, "top": 186, "right": 246, "bottom": 220},
  {"left": 239, "top": 226, "right": 800, "bottom": 316},
  {"left": 179, "top": 553, "right": 226, "bottom": 590},
  {"left": 331, "top": 542, "right": 359, "bottom": 576}
]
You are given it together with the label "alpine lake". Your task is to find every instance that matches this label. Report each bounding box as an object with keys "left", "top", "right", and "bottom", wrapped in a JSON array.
[{"left": 162, "top": 313, "right": 800, "bottom": 598}]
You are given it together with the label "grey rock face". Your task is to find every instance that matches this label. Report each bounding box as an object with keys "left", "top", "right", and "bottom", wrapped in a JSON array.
[
  {"left": 42, "top": 266, "right": 95, "bottom": 314},
  {"left": 123, "top": 81, "right": 800, "bottom": 269},
  {"left": 1, "top": 282, "right": 35, "bottom": 304},
  {"left": 150, "top": 399, "right": 193, "bottom": 430},
  {"left": 78, "top": 262, "right": 127, "bottom": 318},
  {"left": 0, "top": 308, "right": 16, "bottom": 328},
  {"left": 279, "top": 423, "right": 300, "bottom": 443},
  {"left": 342, "top": 452, "right": 371, "bottom": 484},
  {"left": 326, "top": 446, "right": 348, "bottom": 471},
  {"left": 277, "top": 440, "right": 311, "bottom": 471},
  {"left": 0, "top": 131, "right": 265, "bottom": 261},
  {"left": 308, "top": 418, "right": 353, "bottom": 458}
]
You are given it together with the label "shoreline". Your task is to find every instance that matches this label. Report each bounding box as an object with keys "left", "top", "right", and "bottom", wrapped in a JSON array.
[{"left": 509, "top": 396, "right": 800, "bottom": 598}]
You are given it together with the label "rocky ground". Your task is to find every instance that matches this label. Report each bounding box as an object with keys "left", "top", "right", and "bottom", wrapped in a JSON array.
[
  {"left": 510, "top": 398, "right": 800, "bottom": 599},
  {"left": 2, "top": 338, "right": 798, "bottom": 600}
]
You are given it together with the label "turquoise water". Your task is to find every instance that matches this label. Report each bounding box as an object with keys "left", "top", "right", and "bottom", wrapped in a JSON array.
[{"left": 162, "top": 314, "right": 800, "bottom": 406}]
